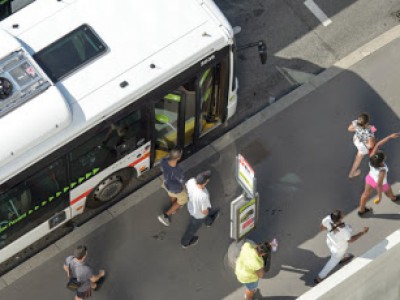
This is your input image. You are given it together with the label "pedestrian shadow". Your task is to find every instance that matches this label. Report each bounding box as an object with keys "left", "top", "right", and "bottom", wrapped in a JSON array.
[
  {"left": 361, "top": 213, "right": 400, "bottom": 220},
  {"left": 253, "top": 288, "right": 296, "bottom": 300}
]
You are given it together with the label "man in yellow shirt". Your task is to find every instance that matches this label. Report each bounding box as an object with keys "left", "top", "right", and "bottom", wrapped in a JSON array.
[{"left": 235, "top": 241, "right": 271, "bottom": 300}]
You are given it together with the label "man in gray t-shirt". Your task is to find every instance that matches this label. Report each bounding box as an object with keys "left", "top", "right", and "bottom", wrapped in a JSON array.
[{"left": 63, "top": 245, "right": 106, "bottom": 300}]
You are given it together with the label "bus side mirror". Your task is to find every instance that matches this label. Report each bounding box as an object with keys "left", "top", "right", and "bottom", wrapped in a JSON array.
[{"left": 237, "top": 40, "right": 267, "bottom": 65}]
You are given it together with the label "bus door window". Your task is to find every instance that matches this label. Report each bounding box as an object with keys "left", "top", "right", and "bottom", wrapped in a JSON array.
[
  {"left": 198, "top": 59, "right": 228, "bottom": 137},
  {"left": 154, "top": 92, "right": 184, "bottom": 161},
  {"left": 69, "top": 109, "right": 147, "bottom": 180},
  {"left": 178, "top": 78, "right": 196, "bottom": 147},
  {"left": 0, "top": 159, "right": 68, "bottom": 249}
]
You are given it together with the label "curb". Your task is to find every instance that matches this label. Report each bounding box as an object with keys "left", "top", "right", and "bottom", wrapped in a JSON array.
[{"left": 1, "top": 24, "right": 400, "bottom": 292}]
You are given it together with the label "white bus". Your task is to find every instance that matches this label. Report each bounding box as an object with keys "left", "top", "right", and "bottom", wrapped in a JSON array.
[{"left": 0, "top": 0, "right": 239, "bottom": 264}]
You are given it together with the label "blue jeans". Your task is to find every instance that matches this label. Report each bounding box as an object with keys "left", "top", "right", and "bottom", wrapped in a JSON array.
[
  {"left": 180, "top": 209, "right": 219, "bottom": 246},
  {"left": 244, "top": 280, "right": 259, "bottom": 291}
]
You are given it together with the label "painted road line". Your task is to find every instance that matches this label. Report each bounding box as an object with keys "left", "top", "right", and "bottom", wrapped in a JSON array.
[{"left": 304, "top": 0, "right": 332, "bottom": 27}]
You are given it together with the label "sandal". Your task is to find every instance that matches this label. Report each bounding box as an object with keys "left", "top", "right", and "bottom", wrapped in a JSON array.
[
  {"left": 358, "top": 207, "right": 373, "bottom": 217},
  {"left": 392, "top": 195, "right": 400, "bottom": 202}
]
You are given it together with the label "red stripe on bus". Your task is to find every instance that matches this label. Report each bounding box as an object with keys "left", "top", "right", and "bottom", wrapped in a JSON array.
[
  {"left": 70, "top": 188, "right": 93, "bottom": 205},
  {"left": 129, "top": 152, "right": 150, "bottom": 167}
]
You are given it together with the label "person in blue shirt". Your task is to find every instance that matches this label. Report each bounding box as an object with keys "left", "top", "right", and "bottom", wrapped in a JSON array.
[{"left": 157, "top": 146, "right": 188, "bottom": 226}]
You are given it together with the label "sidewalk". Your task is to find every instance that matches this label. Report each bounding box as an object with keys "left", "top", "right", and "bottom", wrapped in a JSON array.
[{"left": 2, "top": 25, "right": 400, "bottom": 300}]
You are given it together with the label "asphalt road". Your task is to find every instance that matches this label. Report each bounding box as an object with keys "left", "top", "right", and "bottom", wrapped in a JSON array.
[{"left": 216, "top": 0, "right": 400, "bottom": 128}]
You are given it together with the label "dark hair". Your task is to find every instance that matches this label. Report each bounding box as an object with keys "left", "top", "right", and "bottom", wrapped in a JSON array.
[
  {"left": 195, "top": 170, "right": 212, "bottom": 185},
  {"left": 370, "top": 151, "right": 385, "bottom": 168},
  {"left": 329, "top": 210, "right": 344, "bottom": 233},
  {"left": 256, "top": 242, "right": 271, "bottom": 255},
  {"left": 74, "top": 245, "right": 87, "bottom": 260},
  {"left": 168, "top": 146, "right": 183, "bottom": 160},
  {"left": 357, "top": 113, "right": 370, "bottom": 127}
]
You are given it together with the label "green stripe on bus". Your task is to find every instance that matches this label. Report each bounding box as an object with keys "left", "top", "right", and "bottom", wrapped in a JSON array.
[{"left": 0, "top": 167, "right": 100, "bottom": 234}]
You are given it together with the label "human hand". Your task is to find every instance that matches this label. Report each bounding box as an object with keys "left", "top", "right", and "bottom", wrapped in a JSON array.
[
  {"left": 99, "top": 269, "right": 106, "bottom": 277},
  {"left": 389, "top": 133, "right": 400, "bottom": 139}
]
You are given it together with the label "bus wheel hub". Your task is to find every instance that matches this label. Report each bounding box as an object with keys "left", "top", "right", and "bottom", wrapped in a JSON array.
[{"left": 94, "top": 175, "right": 123, "bottom": 202}]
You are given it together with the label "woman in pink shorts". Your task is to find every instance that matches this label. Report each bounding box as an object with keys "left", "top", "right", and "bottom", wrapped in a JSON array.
[{"left": 358, "top": 133, "right": 400, "bottom": 216}]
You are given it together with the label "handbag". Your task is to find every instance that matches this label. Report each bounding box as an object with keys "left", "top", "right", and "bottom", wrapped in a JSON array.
[
  {"left": 262, "top": 248, "right": 272, "bottom": 273},
  {"left": 66, "top": 260, "right": 81, "bottom": 291},
  {"left": 67, "top": 277, "right": 81, "bottom": 291}
]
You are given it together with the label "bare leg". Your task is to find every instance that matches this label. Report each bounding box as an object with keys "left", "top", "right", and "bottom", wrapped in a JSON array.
[
  {"left": 165, "top": 201, "right": 182, "bottom": 216},
  {"left": 384, "top": 187, "right": 397, "bottom": 201},
  {"left": 169, "top": 196, "right": 177, "bottom": 204},
  {"left": 349, "top": 152, "right": 364, "bottom": 178},
  {"left": 245, "top": 288, "right": 256, "bottom": 300},
  {"left": 359, "top": 184, "right": 374, "bottom": 212}
]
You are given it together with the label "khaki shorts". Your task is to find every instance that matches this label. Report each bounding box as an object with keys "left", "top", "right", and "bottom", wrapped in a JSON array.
[{"left": 161, "top": 183, "right": 188, "bottom": 205}]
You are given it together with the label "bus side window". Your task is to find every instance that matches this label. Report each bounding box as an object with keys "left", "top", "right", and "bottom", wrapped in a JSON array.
[
  {"left": 0, "top": 159, "right": 68, "bottom": 248},
  {"left": 69, "top": 109, "right": 147, "bottom": 180}
]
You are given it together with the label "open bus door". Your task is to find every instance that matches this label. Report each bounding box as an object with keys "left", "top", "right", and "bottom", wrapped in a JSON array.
[{"left": 153, "top": 57, "right": 229, "bottom": 162}]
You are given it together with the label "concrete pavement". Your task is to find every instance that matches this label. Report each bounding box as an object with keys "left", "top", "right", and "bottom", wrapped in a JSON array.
[{"left": 2, "top": 25, "right": 400, "bottom": 300}]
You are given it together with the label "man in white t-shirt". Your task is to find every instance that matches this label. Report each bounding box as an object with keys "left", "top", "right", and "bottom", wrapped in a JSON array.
[
  {"left": 180, "top": 170, "right": 219, "bottom": 248},
  {"left": 314, "top": 210, "right": 368, "bottom": 284}
]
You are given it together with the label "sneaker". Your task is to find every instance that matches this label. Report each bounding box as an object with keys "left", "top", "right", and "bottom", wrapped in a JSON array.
[
  {"left": 157, "top": 214, "right": 170, "bottom": 226},
  {"left": 339, "top": 253, "right": 354, "bottom": 265},
  {"left": 357, "top": 206, "right": 373, "bottom": 217},
  {"left": 181, "top": 236, "right": 199, "bottom": 249}
]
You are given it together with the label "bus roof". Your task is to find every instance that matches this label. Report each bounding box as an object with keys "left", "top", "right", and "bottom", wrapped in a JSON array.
[{"left": 0, "top": 0, "right": 233, "bottom": 184}]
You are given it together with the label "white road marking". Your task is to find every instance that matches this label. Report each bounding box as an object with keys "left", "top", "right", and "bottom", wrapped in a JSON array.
[{"left": 304, "top": 0, "right": 332, "bottom": 27}]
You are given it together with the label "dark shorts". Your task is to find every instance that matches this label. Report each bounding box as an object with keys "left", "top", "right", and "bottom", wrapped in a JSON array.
[{"left": 76, "top": 289, "right": 91, "bottom": 299}]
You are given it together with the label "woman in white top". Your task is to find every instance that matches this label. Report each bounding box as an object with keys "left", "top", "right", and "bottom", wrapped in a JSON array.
[
  {"left": 358, "top": 133, "right": 400, "bottom": 216},
  {"left": 315, "top": 210, "right": 368, "bottom": 283},
  {"left": 348, "top": 113, "right": 376, "bottom": 178}
]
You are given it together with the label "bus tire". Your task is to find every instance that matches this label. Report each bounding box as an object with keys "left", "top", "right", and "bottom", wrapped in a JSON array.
[{"left": 86, "top": 168, "right": 133, "bottom": 208}]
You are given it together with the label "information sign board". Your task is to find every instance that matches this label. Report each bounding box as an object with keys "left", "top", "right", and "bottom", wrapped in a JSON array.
[
  {"left": 236, "top": 154, "right": 256, "bottom": 198},
  {"left": 230, "top": 194, "right": 259, "bottom": 240}
]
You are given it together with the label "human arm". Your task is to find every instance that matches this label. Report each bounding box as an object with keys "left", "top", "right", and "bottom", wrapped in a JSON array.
[
  {"left": 366, "top": 136, "right": 375, "bottom": 149},
  {"left": 320, "top": 216, "right": 331, "bottom": 231},
  {"left": 255, "top": 268, "right": 265, "bottom": 278},
  {"left": 199, "top": 193, "right": 211, "bottom": 216},
  {"left": 63, "top": 264, "right": 70, "bottom": 277},
  {"left": 348, "top": 121, "right": 357, "bottom": 132},
  {"left": 369, "top": 133, "right": 400, "bottom": 156},
  {"left": 90, "top": 269, "right": 105, "bottom": 283},
  {"left": 201, "top": 208, "right": 210, "bottom": 216},
  {"left": 349, "top": 227, "right": 369, "bottom": 243}
]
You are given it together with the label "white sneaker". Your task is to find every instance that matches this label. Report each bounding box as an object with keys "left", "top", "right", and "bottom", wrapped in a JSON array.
[{"left": 157, "top": 214, "right": 170, "bottom": 226}]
